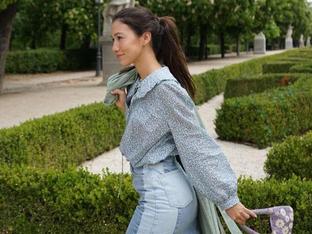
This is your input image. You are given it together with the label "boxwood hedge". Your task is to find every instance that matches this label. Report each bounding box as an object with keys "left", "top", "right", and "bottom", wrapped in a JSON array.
[
  {"left": 0, "top": 103, "right": 124, "bottom": 169},
  {"left": 0, "top": 165, "right": 311, "bottom": 233},
  {"left": 224, "top": 73, "right": 300, "bottom": 99},
  {"left": 216, "top": 75, "right": 312, "bottom": 148},
  {"left": 264, "top": 130, "right": 312, "bottom": 180},
  {"left": 5, "top": 49, "right": 96, "bottom": 73}
]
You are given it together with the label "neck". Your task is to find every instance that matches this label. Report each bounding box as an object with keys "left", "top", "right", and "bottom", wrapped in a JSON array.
[{"left": 134, "top": 49, "right": 162, "bottom": 80}]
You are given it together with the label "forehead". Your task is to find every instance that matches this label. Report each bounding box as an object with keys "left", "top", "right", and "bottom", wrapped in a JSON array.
[{"left": 111, "top": 20, "right": 134, "bottom": 36}]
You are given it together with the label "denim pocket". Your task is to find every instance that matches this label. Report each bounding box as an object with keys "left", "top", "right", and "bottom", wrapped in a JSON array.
[{"left": 161, "top": 169, "right": 194, "bottom": 208}]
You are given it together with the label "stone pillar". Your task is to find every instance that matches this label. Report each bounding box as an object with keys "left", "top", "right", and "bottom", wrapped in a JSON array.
[
  {"left": 299, "top": 34, "right": 305, "bottom": 48},
  {"left": 306, "top": 36, "right": 311, "bottom": 47},
  {"left": 100, "top": 38, "right": 122, "bottom": 85},
  {"left": 254, "top": 32, "right": 266, "bottom": 54},
  {"left": 285, "top": 25, "right": 293, "bottom": 49},
  {"left": 101, "top": 0, "right": 135, "bottom": 85}
]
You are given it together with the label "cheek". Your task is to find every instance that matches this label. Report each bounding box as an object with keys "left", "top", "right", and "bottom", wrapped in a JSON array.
[{"left": 125, "top": 38, "right": 143, "bottom": 53}]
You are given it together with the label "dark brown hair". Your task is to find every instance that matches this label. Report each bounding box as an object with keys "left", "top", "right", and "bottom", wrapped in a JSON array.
[{"left": 113, "top": 7, "right": 195, "bottom": 98}]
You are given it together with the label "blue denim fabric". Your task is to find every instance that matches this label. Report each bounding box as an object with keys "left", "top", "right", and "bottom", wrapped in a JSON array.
[{"left": 126, "top": 156, "right": 200, "bottom": 234}]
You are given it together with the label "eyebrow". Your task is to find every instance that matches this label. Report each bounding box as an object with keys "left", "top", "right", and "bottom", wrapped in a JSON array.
[{"left": 112, "top": 32, "right": 124, "bottom": 37}]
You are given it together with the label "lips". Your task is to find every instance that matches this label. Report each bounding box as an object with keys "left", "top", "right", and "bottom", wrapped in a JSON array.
[{"left": 116, "top": 54, "right": 124, "bottom": 59}]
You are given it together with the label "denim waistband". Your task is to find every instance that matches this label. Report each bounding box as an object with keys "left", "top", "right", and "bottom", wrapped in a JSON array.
[{"left": 131, "top": 156, "right": 179, "bottom": 175}]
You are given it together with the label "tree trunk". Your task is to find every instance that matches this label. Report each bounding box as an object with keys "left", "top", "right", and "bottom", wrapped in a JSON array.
[
  {"left": 236, "top": 34, "right": 240, "bottom": 56},
  {"left": 220, "top": 32, "right": 225, "bottom": 58},
  {"left": 279, "top": 37, "right": 283, "bottom": 49},
  {"left": 0, "top": 3, "right": 17, "bottom": 94},
  {"left": 31, "top": 32, "right": 37, "bottom": 49},
  {"left": 60, "top": 24, "right": 67, "bottom": 50},
  {"left": 245, "top": 40, "right": 249, "bottom": 53},
  {"left": 198, "top": 24, "right": 208, "bottom": 61},
  {"left": 185, "top": 24, "right": 192, "bottom": 58}
]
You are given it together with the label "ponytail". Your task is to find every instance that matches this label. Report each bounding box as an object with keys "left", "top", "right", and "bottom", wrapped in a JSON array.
[
  {"left": 113, "top": 7, "right": 196, "bottom": 98},
  {"left": 157, "top": 17, "right": 195, "bottom": 98}
]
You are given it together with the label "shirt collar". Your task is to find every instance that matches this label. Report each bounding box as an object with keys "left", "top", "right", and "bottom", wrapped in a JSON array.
[{"left": 135, "top": 66, "right": 177, "bottom": 99}]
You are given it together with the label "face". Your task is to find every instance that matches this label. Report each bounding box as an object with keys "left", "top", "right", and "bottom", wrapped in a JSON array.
[{"left": 111, "top": 20, "right": 146, "bottom": 66}]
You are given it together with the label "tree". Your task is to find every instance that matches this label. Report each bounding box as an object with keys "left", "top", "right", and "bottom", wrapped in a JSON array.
[
  {"left": 190, "top": 0, "right": 213, "bottom": 60},
  {"left": 261, "top": 0, "right": 312, "bottom": 48},
  {"left": 212, "top": 0, "right": 256, "bottom": 58},
  {"left": 0, "top": 1, "right": 17, "bottom": 94},
  {"left": 138, "top": 0, "right": 214, "bottom": 60},
  {"left": 225, "top": 0, "right": 256, "bottom": 56},
  {"left": 11, "top": 0, "right": 106, "bottom": 50}
]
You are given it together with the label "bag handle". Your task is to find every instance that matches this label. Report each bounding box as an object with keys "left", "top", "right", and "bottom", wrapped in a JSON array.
[
  {"left": 238, "top": 207, "right": 292, "bottom": 234},
  {"left": 239, "top": 224, "right": 259, "bottom": 234}
]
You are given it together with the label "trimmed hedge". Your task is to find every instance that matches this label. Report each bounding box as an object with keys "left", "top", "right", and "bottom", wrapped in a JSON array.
[
  {"left": 193, "top": 48, "right": 312, "bottom": 104},
  {"left": 264, "top": 130, "right": 312, "bottom": 180},
  {"left": 289, "top": 63, "right": 312, "bottom": 74},
  {"left": 1, "top": 165, "right": 311, "bottom": 233},
  {"left": 215, "top": 75, "right": 312, "bottom": 148},
  {"left": 5, "top": 49, "right": 63, "bottom": 73},
  {"left": 278, "top": 57, "right": 310, "bottom": 63},
  {"left": 224, "top": 73, "right": 300, "bottom": 99},
  {"left": 238, "top": 177, "right": 312, "bottom": 233},
  {"left": 0, "top": 103, "right": 124, "bottom": 169},
  {"left": 262, "top": 61, "right": 299, "bottom": 74},
  {"left": 262, "top": 49, "right": 312, "bottom": 74},
  {"left": 5, "top": 49, "right": 96, "bottom": 73},
  {"left": 192, "top": 52, "right": 283, "bottom": 104},
  {"left": 282, "top": 49, "right": 312, "bottom": 59},
  {"left": 0, "top": 165, "right": 138, "bottom": 234}
]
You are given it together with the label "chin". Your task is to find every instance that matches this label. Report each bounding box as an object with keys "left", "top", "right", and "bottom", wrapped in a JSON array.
[{"left": 120, "top": 60, "right": 133, "bottom": 67}]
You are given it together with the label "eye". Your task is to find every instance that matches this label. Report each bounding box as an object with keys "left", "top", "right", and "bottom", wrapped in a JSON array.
[{"left": 112, "top": 35, "right": 123, "bottom": 42}]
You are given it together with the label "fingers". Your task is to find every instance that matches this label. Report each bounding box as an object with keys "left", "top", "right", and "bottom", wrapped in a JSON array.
[
  {"left": 111, "top": 88, "right": 125, "bottom": 96},
  {"left": 226, "top": 203, "right": 257, "bottom": 225},
  {"left": 247, "top": 209, "right": 257, "bottom": 219},
  {"left": 232, "top": 210, "right": 249, "bottom": 224},
  {"left": 111, "top": 88, "right": 126, "bottom": 112},
  {"left": 111, "top": 89, "right": 126, "bottom": 100}
]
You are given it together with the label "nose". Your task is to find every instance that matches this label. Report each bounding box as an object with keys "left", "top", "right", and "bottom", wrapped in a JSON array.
[{"left": 112, "top": 40, "right": 119, "bottom": 53}]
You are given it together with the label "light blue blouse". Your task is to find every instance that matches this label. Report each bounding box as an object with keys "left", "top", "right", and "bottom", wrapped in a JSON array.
[{"left": 119, "top": 66, "right": 239, "bottom": 210}]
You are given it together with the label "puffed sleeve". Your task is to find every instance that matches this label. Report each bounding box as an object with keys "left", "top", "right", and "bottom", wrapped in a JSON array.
[{"left": 156, "top": 81, "right": 240, "bottom": 210}]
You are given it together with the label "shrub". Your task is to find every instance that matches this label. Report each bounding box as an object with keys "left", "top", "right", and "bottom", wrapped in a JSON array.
[
  {"left": 262, "top": 61, "right": 299, "bottom": 74},
  {"left": 224, "top": 73, "right": 300, "bottom": 99},
  {"left": 0, "top": 103, "right": 125, "bottom": 169},
  {"left": 215, "top": 75, "right": 312, "bottom": 148},
  {"left": 1, "top": 165, "right": 311, "bottom": 233},
  {"left": 238, "top": 176, "right": 312, "bottom": 233},
  {"left": 264, "top": 130, "right": 312, "bottom": 180},
  {"left": 0, "top": 165, "right": 138, "bottom": 234},
  {"left": 5, "top": 48, "right": 96, "bottom": 74},
  {"left": 289, "top": 63, "right": 312, "bottom": 74},
  {"left": 5, "top": 49, "right": 63, "bottom": 73},
  {"left": 192, "top": 52, "right": 282, "bottom": 104}
]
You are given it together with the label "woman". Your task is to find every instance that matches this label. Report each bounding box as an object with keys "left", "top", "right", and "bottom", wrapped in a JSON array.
[{"left": 109, "top": 6, "right": 256, "bottom": 234}]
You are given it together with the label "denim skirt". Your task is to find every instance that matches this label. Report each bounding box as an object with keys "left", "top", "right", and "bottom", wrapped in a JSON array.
[{"left": 126, "top": 156, "right": 200, "bottom": 234}]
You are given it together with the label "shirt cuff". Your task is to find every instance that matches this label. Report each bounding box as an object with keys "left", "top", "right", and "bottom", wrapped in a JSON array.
[{"left": 218, "top": 195, "right": 240, "bottom": 210}]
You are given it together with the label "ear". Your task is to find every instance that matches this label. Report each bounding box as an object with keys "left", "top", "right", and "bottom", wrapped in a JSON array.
[{"left": 141, "top": 31, "right": 152, "bottom": 46}]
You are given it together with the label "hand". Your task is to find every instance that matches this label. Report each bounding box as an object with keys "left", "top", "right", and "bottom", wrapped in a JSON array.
[
  {"left": 225, "top": 202, "right": 257, "bottom": 225},
  {"left": 111, "top": 88, "right": 127, "bottom": 112}
]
